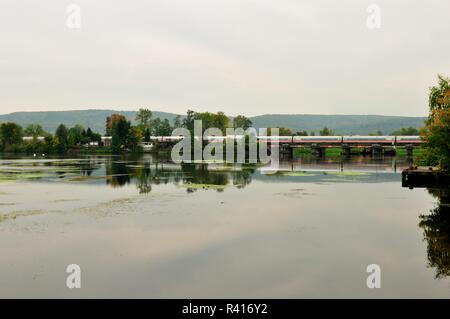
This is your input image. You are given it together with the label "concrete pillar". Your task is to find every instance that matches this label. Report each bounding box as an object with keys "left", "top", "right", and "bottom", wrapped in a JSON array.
[
  {"left": 371, "top": 144, "right": 383, "bottom": 157},
  {"left": 342, "top": 145, "right": 351, "bottom": 157},
  {"left": 406, "top": 145, "right": 414, "bottom": 158},
  {"left": 312, "top": 147, "right": 325, "bottom": 157}
]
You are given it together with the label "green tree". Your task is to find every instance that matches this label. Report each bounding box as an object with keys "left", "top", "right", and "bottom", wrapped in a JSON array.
[
  {"left": 233, "top": 115, "right": 252, "bottom": 130},
  {"left": 106, "top": 114, "right": 127, "bottom": 136},
  {"left": 320, "top": 127, "right": 334, "bottom": 136},
  {"left": 127, "top": 126, "right": 143, "bottom": 152},
  {"left": 182, "top": 109, "right": 196, "bottom": 133},
  {"left": 267, "top": 127, "right": 292, "bottom": 136},
  {"left": 144, "top": 128, "right": 151, "bottom": 142},
  {"left": 24, "top": 124, "right": 46, "bottom": 138},
  {"left": 421, "top": 75, "right": 450, "bottom": 169},
  {"left": 391, "top": 127, "right": 419, "bottom": 136},
  {"left": 110, "top": 117, "right": 131, "bottom": 153},
  {"left": 68, "top": 125, "right": 86, "bottom": 146},
  {"left": 55, "top": 124, "right": 69, "bottom": 154},
  {"left": 429, "top": 74, "right": 450, "bottom": 113},
  {"left": 136, "top": 108, "right": 153, "bottom": 130},
  {"left": 0, "top": 122, "right": 23, "bottom": 148},
  {"left": 173, "top": 115, "right": 182, "bottom": 129}
]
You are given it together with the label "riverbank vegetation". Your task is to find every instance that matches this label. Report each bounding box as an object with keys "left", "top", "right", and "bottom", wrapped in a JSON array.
[{"left": 419, "top": 75, "right": 450, "bottom": 170}]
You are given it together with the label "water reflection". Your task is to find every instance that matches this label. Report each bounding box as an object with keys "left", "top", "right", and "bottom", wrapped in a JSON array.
[
  {"left": 419, "top": 186, "right": 450, "bottom": 279},
  {"left": 1, "top": 154, "right": 450, "bottom": 297},
  {"left": 0, "top": 154, "right": 415, "bottom": 193}
]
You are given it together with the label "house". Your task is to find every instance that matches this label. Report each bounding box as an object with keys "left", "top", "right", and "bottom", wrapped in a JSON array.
[
  {"left": 101, "top": 136, "right": 112, "bottom": 147},
  {"left": 22, "top": 136, "right": 45, "bottom": 142}
]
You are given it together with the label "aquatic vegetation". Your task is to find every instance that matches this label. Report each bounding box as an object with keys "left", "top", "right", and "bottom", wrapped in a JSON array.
[
  {"left": 179, "top": 183, "right": 233, "bottom": 190},
  {"left": 68, "top": 175, "right": 107, "bottom": 182},
  {"left": 323, "top": 171, "right": 369, "bottom": 176},
  {"left": 0, "top": 210, "right": 46, "bottom": 223},
  {"left": 271, "top": 171, "right": 317, "bottom": 177},
  {"left": 0, "top": 171, "right": 48, "bottom": 182}
]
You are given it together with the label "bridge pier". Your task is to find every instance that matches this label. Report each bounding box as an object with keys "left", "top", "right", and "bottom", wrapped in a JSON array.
[
  {"left": 342, "top": 145, "right": 351, "bottom": 157},
  {"left": 405, "top": 144, "right": 414, "bottom": 157},
  {"left": 279, "top": 145, "right": 293, "bottom": 159},
  {"left": 312, "top": 146, "right": 325, "bottom": 157},
  {"left": 371, "top": 144, "right": 383, "bottom": 157}
]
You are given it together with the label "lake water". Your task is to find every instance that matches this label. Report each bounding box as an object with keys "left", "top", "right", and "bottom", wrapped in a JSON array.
[{"left": 0, "top": 154, "right": 449, "bottom": 298}]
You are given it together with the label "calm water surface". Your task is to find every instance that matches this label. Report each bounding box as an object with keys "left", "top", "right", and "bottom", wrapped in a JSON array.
[{"left": 0, "top": 154, "right": 449, "bottom": 298}]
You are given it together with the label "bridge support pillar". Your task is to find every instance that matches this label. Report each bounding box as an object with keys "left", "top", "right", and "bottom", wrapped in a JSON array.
[
  {"left": 312, "top": 146, "right": 325, "bottom": 157},
  {"left": 342, "top": 145, "right": 351, "bottom": 157},
  {"left": 279, "top": 145, "right": 293, "bottom": 159},
  {"left": 405, "top": 144, "right": 414, "bottom": 157},
  {"left": 371, "top": 144, "right": 383, "bottom": 157}
]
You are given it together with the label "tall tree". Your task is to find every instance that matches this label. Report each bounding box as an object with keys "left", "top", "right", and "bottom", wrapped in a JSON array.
[
  {"left": 391, "top": 127, "right": 419, "bottom": 136},
  {"left": 320, "top": 127, "right": 334, "bottom": 136},
  {"left": 182, "top": 109, "right": 196, "bottom": 133},
  {"left": 106, "top": 114, "right": 127, "bottom": 136},
  {"left": 24, "top": 124, "right": 46, "bottom": 138},
  {"left": 55, "top": 124, "right": 69, "bottom": 153},
  {"left": 173, "top": 115, "right": 182, "bottom": 129},
  {"left": 0, "top": 122, "right": 23, "bottom": 147},
  {"left": 429, "top": 74, "right": 450, "bottom": 113},
  {"left": 233, "top": 115, "right": 252, "bottom": 130},
  {"left": 135, "top": 108, "right": 153, "bottom": 129},
  {"left": 421, "top": 75, "right": 450, "bottom": 169}
]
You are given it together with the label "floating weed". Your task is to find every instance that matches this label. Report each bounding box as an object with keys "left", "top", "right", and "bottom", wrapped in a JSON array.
[
  {"left": 68, "top": 175, "right": 106, "bottom": 182},
  {"left": 322, "top": 171, "right": 369, "bottom": 176},
  {"left": 0, "top": 172, "right": 48, "bottom": 182},
  {"left": 0, "top": 210, "right": 47, "bottom": 223},
  {"left": 274, "top": 171, "right": 316, "bottom": 177},
  {"left": 179, "top": 183, "right": 230, "bottom": 190}
]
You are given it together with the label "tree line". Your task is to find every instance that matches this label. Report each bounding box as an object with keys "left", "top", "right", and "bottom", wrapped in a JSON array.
[
  {"left": 0, "top": 122, "right": 102, "bottom": 154},
  {"left": 420, "top": 74, "right": 450, "bottom": 170},
  {"left": 0, "top": 106, "right": 426, "bottom": 155}
]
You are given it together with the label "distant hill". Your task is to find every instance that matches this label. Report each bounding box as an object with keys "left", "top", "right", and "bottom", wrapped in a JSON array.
[
  {"left": 0, "top": 110, "right": 426, "bottom": 135},
  {"left": 250, "top": 114, "right": 426, "bottom": 135},
  {"left": 0, "top": 110, "right": 179, "bottom": 135}
]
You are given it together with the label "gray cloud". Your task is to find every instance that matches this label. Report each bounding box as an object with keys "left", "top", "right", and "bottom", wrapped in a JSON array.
[{"left": 0, "top": 0, "right": 449, "bottom": 116}]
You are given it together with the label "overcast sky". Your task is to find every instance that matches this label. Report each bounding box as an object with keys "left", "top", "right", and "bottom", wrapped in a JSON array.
[{"left": 0, "top": 0, "right": 449, "bottom": 116}]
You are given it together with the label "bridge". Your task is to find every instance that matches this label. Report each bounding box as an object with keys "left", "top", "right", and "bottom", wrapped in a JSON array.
[
  {"left": 145, "top": 135, "right": 423, "bottom": 157},
  {"left": 274, "top": 136, "right": 422, "bottom": 157}
]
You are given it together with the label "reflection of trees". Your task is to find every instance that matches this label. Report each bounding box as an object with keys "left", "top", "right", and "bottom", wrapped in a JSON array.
[
  {"left": 181, "top": 164, "right": 229, "bottom": 193},
  {"left": 133, "top": 162, "right": 180, "bottom": 194},
  {"left": 135, "top": 164, "right": 152, "bottom": 194},
  {"left": 105, "top": 157, "right": 131, "bottom": 188},
  {"left": 103, "top": 156, "right": 255, "bottom": 193},
  {"left": 419, "top": 186, "right": 450, "bottom": 279},
  {"left": 80, "top": 158, "right": 101, "bottom": 176},
  {"left": 232, "top": 168, "right": 255, "bottom": 189}
]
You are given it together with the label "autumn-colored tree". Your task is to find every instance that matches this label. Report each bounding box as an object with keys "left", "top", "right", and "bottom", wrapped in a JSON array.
[
  {"left": 106, "top": 114, "right": 127, "bottom": 136},
  {"left": 420, "top": 75, "right": 450, "bottom": 169}
]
